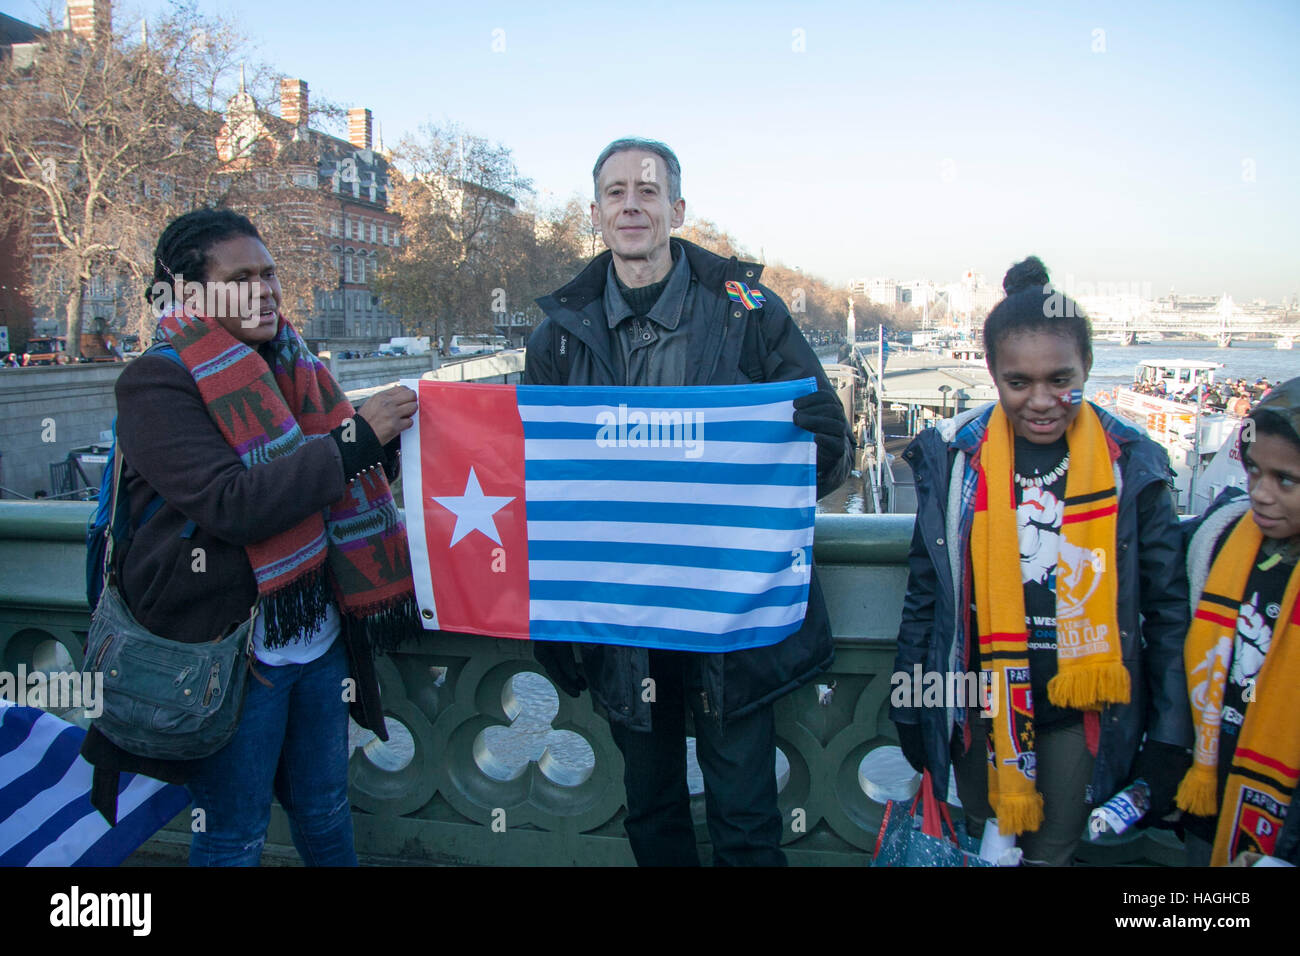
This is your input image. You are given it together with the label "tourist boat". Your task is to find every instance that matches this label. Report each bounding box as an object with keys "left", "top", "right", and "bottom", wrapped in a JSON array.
[{"left": 1111, "top": 360, "right": 1246, "bottom": 514}]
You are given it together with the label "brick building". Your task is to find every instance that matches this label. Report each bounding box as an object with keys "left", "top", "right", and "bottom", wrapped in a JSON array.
[
  {"left": 2, "top": 1, "right": 409, "bottom": 355},
  {"left": 218, "top": 75, "right": 407, "bottom": 349}
]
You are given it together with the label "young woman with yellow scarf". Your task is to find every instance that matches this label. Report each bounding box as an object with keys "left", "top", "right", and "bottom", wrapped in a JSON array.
[
  {"left": 1179, "top": 376, "right": 1300, "bottom": 866},
  {"left": 890, "top": 258, "right": 1193, "bottom": 866}
]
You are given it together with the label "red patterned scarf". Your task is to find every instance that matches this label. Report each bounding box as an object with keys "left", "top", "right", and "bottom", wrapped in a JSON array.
[{"left": 156, "top": 305, "right": 416, "bottom": 651}]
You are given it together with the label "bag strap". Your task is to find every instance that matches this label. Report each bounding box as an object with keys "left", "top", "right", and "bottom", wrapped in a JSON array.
[
  {"left": 104, "top": 342, "right": 193, "bottom": 584},
  {"left": 102, "top": 425, "right": 127, "bottom": 589},
  {"left": 917, "top": 769, "right": 960, "bottom": 845}
]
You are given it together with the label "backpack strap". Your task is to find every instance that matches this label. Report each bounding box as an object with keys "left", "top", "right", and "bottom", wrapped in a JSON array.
[
  {"left": 554, "top": 329, "right": 571, "bottom": 384},
  {"left": 111, "top": 342, "right": 195, "bottom": 554},
  {"left": 739, "top": 307, "right": 767, "bottom": 382}
]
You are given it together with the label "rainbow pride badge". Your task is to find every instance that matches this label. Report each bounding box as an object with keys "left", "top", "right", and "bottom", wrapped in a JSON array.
[{"left": 724, "top": 281, "right": 766, "bottom": 310}]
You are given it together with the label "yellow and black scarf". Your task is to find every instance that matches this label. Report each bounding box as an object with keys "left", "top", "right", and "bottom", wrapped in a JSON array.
[
  {"left": 972, "top": 403, "right": 1128, "bottom": 834},
  {"left": 1177, "top": 514, "right": 1300, "bottom": 865}
]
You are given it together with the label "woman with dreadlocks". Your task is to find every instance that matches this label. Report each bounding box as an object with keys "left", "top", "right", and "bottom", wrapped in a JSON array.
[{"left": 80, "top": 208, "right": 419, "bottom": 865}]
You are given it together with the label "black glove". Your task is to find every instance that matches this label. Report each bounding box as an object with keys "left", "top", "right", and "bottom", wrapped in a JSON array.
[
  {"left": 1131, "top": 739, "right": 1193, "bottom": 822},
  {"left": 792, "top": 389, "right": 849, "bottom": 477},
  {"left": 895, "top": 720, "right": 927, "bottom": 774},
  {"left": 533, "top": 642, "right": 587, "bottom": 698}
]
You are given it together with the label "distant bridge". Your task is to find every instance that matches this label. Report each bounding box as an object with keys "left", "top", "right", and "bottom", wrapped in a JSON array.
[{"left": 1088, "top": 312, "right": 1300, "bottom": 347}]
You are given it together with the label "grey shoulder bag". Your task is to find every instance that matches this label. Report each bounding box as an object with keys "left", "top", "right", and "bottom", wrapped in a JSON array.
[{"left": 82, "top": 444, "right": 258, "bottom": 761}]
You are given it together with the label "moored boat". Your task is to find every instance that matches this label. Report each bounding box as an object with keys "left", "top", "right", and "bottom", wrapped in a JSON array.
[{"left": 1111, "top": 360, "right": 1245, "bottom": 513}]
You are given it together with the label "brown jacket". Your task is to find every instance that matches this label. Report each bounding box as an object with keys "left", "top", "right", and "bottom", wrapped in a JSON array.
[{"left": 82, "top": 346, "right": 390, "bottom": 795}]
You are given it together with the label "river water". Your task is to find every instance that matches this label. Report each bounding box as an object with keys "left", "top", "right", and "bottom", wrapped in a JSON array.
[{"left": 1085, "top": 340, "right": 1295, "bottom": 396}]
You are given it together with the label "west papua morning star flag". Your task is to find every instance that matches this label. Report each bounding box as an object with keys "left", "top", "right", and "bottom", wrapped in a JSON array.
[
  {"left": 0, "top": 701, "right": 190, "bottom": 866},
  {"left": 400, "top": 377, "right": 819, "bottom": 652}
]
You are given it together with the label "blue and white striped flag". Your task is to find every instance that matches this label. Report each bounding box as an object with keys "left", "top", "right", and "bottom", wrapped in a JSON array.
[
  {"left": 0, "top": 701, "right": 190, "bottom": 866},
  {"left": 402, "top": 377, "right": 819, "bottom": 651}
]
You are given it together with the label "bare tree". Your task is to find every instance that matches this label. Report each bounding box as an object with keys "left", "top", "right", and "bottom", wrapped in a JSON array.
[
  {"left": 0, "top": 2, "right": 339, "bottom": 354},
  {"left": 372, "top": 123, "right": 533, "bottom": 348},
  {"left": 0, "top": 5, "right": 235, "bottom": 355}
]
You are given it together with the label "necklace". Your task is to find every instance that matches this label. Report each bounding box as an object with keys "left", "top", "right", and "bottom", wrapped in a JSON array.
[{"left": 1014, "top": 454, "right": 1070, "bottom": 489}]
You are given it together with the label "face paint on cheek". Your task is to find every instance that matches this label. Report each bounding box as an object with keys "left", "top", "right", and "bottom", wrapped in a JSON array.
[{"left": 1058, "top": 389, "right": 1084, "bottom": 408}]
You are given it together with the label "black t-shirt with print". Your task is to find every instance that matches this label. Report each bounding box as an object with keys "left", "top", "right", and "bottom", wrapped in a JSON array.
[
  {"left": 1216, "top": 545, "right": 1294, "bottom": 788},
  {"left": 1184, "top": 539, "right": 1295, "bottom": 844},
  {"left": 1013, "top": 435, "right": 1080, "bottom": 730}
]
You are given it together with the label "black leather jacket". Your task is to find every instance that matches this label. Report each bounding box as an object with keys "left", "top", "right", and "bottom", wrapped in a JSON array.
[
  {"left": 891, "top": 402, "right": 1192, "bottom": 802},
  {"left": 524, "top": 238, "right": 851, "bottom": 730}
]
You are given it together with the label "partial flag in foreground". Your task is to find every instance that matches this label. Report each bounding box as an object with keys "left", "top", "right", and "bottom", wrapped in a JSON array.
[
  {"left": 0, "top": 701, "right": 189, "bottom": 866},
  {"left": 401, "top": 378, "right": 818, "bottom": 652}
]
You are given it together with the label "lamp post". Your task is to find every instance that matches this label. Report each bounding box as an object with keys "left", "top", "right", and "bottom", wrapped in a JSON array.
[{"left": 938, "top": 384, "right": 953, "bottom": 419}]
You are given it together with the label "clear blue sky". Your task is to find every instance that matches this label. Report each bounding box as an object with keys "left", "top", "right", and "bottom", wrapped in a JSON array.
[{"left": 6, "top": 0, "right": 1297, "bottom": 300}]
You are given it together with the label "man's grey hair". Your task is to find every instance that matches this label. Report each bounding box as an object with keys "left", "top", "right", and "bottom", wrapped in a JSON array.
[{"left": 592, "top": 138, "right": 682, "bottom": 204}]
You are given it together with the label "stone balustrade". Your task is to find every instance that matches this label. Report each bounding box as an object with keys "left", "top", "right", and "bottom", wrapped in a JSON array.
[{"left": 0, "top": 504, "right": 1184, "bottom": 866}]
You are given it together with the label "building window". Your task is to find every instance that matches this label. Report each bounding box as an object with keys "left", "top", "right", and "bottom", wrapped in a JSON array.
[
  {"left": 330, "top": 217, "right": 341, "bottom": 237},
  {"left": 369, "top": 222, "right": 376, "bottom": 243},
  {"left": 344, "top": 218, "right": 352, "bottom": 239},
  {"left": 344, "top": 256, "right": 353, "bottom": 283},
  {"left": 356, "top": 257, "right": 366, "bottom": 284}
]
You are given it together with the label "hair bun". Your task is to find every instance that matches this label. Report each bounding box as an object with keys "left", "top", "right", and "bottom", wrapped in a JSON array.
[{"left": 1003, "top": 256, "right": 1050, "bottom": 295}]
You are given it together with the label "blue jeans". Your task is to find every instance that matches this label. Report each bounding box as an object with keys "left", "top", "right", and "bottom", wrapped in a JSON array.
[{"left": 186, "top": 638, "right": 357, "bottom": 866}]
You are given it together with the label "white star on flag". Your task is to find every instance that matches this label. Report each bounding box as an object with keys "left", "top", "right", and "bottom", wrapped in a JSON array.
[{"left": 432, "top": 467, "right": 516, "bottom": 547}]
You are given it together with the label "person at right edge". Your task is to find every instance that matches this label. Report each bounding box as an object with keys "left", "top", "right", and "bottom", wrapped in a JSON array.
[
  {"left": 890, "top": 257, "right": 1192, "bottom": 866},
  {"left": 1178, "top": 375, "right": 1300, "bottom": 866},
  {"left": 524, "top": 137, "right": 852, "bottom": 866}
]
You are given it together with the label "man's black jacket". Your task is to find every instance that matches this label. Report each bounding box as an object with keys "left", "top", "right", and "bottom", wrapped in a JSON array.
[{"left": 524, "top": 238, "right": 851, "bottom": 731}]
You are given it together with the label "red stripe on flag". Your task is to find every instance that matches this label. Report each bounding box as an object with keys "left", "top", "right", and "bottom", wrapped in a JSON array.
[
  {"left": 1193, "top": 608, "right": 1238, "bottom": 630},
  {"left": 1062, "top": 503, "right": 1118, "bottom": 525},
  {"left": 417, "top": 382, "right": 530, "bottom": 639}
]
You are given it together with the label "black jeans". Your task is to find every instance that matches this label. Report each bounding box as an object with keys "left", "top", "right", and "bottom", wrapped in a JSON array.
[
  {"left": 952, "top": 713, "right": 1094, "bottom": 866},
  {"left": 607, "top": 649, "right": 786, "bottom": 866}
]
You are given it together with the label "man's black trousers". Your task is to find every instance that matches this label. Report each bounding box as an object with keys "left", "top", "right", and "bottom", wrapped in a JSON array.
[{"left": 606, "top": 648, "right": 786, "bottom": 866}]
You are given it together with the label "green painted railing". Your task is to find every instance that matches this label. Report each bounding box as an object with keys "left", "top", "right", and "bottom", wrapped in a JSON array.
[{"left": 0, "top": 503, "right": 1183, "bottom": 866}]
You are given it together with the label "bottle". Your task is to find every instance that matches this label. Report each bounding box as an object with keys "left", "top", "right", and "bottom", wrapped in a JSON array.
[{"left": 1087, "top": 779, "right": 1151, "bottom": 839}]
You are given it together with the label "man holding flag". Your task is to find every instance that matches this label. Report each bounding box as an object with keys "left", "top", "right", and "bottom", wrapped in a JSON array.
[{"left": 523, "top": 138, "right": 851, "bottom": 865}]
